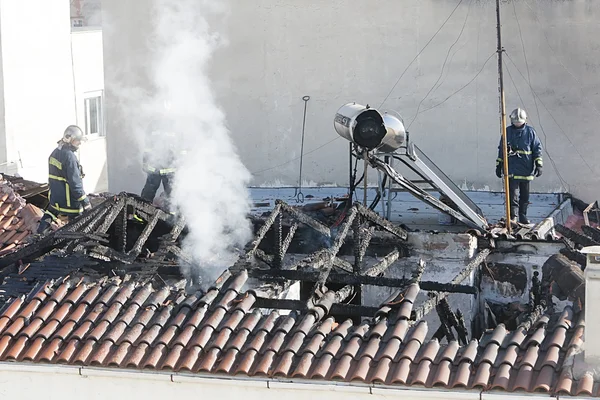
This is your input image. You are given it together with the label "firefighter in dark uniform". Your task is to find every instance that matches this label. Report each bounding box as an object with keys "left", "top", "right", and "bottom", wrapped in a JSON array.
[
  {"left": 37, "top": 125, "right": 91, "bottom": 234},
  {"left": 140, "top": 126, "right": 185, "bottom": 207},
  {"left": 495, "top": 107, "right": 543, "bottom": 225}
]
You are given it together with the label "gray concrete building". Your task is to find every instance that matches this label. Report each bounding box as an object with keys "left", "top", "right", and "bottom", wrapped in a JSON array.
[{"left": 102, "top": 0, "right": 600, "bottom": 203}]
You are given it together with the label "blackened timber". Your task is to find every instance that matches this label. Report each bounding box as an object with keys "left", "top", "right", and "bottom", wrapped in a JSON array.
[
  {"left": 255, "top": 249, "right": 274, "bottom": 267},
  {"left": 333, "top": 257, "right": 353, "bottom": 273},
  {"left": 332, "top": 249, "right": 400, "bottom": 303},
  {"left": 64, "top": 200, "right": 112, "bottom": 232},
  {"left": 127, "top": 210, "right": 165, "bottom": 258},
  {"left": 355, "top": 202, "right": 408, "bottom": 240},
  {"left": 310, "top": 206, "right": 357, "bottom": 298},
  {"left": 167, "top": 245, "right": 194, "bottom": 266},
  {"left": 353, "top": 217, "right": 362, "bottom": 273},
  {"left": 331, "top": 206, "right": 358, "bottom": 255},
  {"left": 273, "top": 213, "right": 283, "bottom": 269},
  {"left": 582, "top": 225, "right": 600, "bottom": 243},
  {"left": 115, "top": 206, "right": 127, "bottom": 252},
  {"left": 55, "top": 231, "right": 109, "bottom": 243},
  {"left": 281, "top": 222, "right": 298, "bottom": 256},
  {"left": 412, "top": 248, "right": 490, "bottom": 320},
  {"left": 89, "top": 244, "right": 135, "bottom": 264},
  {"left": 96, "top": 198, "right": 126, "bottom": 234},
  {"left": 253, "top": 296, "right": 380, "bottom": 317},
  {"left": 69, "top": 206, "right": 112, "bottom": 253},
  {"left": 559, "top": 247, "right": 586, "bottom": 267},
  {"left": 246, "top": 203, "right": 281, "bottom": 256},
  {"left": 410, "top": 259, "right": 426, "bottom": 284},
  {"left": 555, "top": 224, "right": 598, "bottom": 247},
  {"left": 247, "top": 268, "right": 476, "bottom": 293},
  {"left": 276, "top": 200, "right": 331, "bottom": 238},
  {"left": 168, "top": 217, "right": 186, "bottom": 241},
  {"left": 0, "top": 201, "right": 111, "bottom": 268}
]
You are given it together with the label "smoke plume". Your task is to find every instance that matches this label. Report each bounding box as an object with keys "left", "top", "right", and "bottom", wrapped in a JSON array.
[{"left": 120, "top": 0, "right": 253, "bottom": 285}]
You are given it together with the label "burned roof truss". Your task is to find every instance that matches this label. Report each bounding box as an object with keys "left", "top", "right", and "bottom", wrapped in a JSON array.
[
  {"left": 0, "top": 194, "right": 185, "bottom": 269},
  {"left": 235, "top": 200, "right": 486, "bottom": 323}
]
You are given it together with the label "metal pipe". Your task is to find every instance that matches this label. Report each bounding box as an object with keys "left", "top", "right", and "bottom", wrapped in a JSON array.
[{"left": 496, "top": 0, "right": 512, "bottom": 234}]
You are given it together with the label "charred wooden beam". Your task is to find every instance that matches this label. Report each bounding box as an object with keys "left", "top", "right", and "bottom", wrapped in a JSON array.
[
  {"left": 411, "top": 248, "right": 490, "bottom": 321},
  {"left": 582, "top": 225, "right": 600, "bottom": 243},
  {"left": 247, "top": 268, "right": 476, "bottom": 294},
  {"left": 333, "top": 257, "right": 353, "bottom": 273},
  {"left": 276, "top": 200, "right": 331, "bottom": 238},
  {"left": 355, "top": 202, "right": 408, "bottom": 240},
  {"left": 559, "top": 247, "right": 586, "bottom": 268},
  {"left": 95, "top": 198, "right": 126, "bottom": 234},
  {"left": 332, "top": 249, "right": 400, "bottom": 303},
  {"left": 127, "top": 210, "right": 165, "bottom": 258},
  {"left": 410, "top": 259, "right": 426, "bottom": 284},
  {"left": 115, "top": 206, "right": 127, "bottom": 252},
  {"left": 55, "top": 231, "right": 109, "bottom": 243},
  {"left": 69, "top": 206, "right": 113, "bottom": 253},
  {"left": 281, "top": 222, "right": 298, "bottom": 257},
  {"left": 310, "top": 206, "right": 357, "bottom": 298},
  {"left": 0, "top": 200, "right": 114, "bottom": 268},
  {"left": 253, "top": 296, "right": 379, "bottom": 317},
  {"left": 168, "top": 216, "right": 186, "bottom": 241},
  {"left": 273, "top": 213, "right": 283, "bottom": 269},
  {"left": 555, "top": 224, "right": 598, "bottom": 247},
  {"left": 88, "top": 244, "right": 135, "bottom": 264},
  {"left": 245, "top": 203, "right": 281, "bottom": 257}
]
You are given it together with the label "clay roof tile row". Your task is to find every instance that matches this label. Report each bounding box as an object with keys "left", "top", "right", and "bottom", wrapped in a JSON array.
[{"left": 0, "top": 268, "right": 596, "bottom": 396}]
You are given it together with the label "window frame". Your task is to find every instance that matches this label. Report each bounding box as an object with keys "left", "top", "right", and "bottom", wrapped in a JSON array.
[{"left": 83, "top": 90, "right": 105, "bottom": 137}]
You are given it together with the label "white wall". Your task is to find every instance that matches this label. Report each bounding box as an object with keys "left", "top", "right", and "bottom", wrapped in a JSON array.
[
  {"left": 0, "top": 363, "right": 554, "bottom": 400},
  {"left": 0, "top": 1, "right": 106, "bottom": 193},
  {"left": 102, "top": 0, "right": 600, "bottom": 203},
  {"left": 0, "top": 0, "right": 76, "bottom": 182},
  {"left": 71, "top": 28, "right": 108, "bottom": 192}
]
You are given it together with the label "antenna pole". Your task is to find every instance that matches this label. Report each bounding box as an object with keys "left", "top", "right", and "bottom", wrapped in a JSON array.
[{"left": 496, "top": 0, "right": 512, "bottom": 234}]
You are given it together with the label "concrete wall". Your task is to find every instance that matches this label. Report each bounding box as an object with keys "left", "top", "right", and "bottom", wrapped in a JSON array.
[
  {"left": 102, "top": 1, "right": 154, "bottom": 195},
  {"left": 102, "top": 0, "right": 600, "bottom": 202},
  {"left": 71, "top": 28, "right": 108, "bottom": 192},
  {"left": 0, "top": 363, "right": 552, "bottom": 400},
  {"left": 0, "top": 0, "right": 76, "bottom": 182}
]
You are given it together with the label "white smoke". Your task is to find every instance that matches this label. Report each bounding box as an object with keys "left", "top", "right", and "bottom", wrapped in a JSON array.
[{"left": 113, "top": 0, "right": 253, "bottom": 285}]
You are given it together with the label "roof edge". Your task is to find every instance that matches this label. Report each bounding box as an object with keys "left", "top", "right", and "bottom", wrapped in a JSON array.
[{"left": 0, "top": 362, "right": 558, "bottom": 399}]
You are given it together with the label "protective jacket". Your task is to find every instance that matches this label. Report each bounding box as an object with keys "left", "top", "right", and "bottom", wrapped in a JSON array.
[
  {"left": 47, "top": 143, "right": 89, "bottom": 214},
  {"left": 142, "top": 130, "right": 186, "bottom": 175},
  {"left": 496, "top": 124, "right": 543, "bottom": 180}
]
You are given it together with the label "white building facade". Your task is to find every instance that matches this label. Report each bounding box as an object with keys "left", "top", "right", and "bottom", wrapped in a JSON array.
[{"left": 0, "top": 0, "right": 107, "bottom": 192}]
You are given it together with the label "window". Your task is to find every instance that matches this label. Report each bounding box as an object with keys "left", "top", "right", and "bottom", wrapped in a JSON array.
[{"left": 84, "top": 93, "right": 104, "bottom": 136}]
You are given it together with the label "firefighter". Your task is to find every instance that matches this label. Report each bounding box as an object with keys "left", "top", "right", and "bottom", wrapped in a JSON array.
[
  {"left": 37, "top": 125, "right": 91, "bottom": 235},
  {"left": 495, "top": 107, "right": 543, "bottom": 225},
  {"left": 140, "top": 125, "right": 181, "bottom": 206}
]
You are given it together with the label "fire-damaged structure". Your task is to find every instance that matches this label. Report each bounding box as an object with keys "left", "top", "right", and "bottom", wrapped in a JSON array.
[{"left": 0, "top": 187, "right": 596, "bottom": 397}]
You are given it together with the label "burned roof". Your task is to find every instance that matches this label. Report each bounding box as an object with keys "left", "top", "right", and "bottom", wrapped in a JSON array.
[
  {"left": 0, "top": 190, "right": 596, "bottom": 397},
  {"left": 0, "top": 264, "right": 591, "bottom": 396}
]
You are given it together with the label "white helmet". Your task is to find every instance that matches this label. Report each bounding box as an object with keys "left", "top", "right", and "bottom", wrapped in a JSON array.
[
  {"left": 62, "top": 125, "right": 86, "bottom": 147},
  {"left": 510, "top": 108, "right": 527, "bottom": 126}
]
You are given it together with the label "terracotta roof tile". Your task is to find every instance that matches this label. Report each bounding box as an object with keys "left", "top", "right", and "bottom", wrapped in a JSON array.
[
  {"left": 0, "top": 184, "right": 60, "bottom": 256},
  {"left": 0, "top": 268, "right": 596, "bottom": 396}
]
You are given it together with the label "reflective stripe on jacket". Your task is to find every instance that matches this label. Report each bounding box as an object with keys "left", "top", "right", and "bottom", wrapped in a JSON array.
[
  {"left": 142, "top": 130, "right": 186, "bottom": 175},
  {"left": 496, "top": 124, "right": 543, "bottom": 180},
  {"left": 47, "top": 144, "right": 89, "bottom": 214}
]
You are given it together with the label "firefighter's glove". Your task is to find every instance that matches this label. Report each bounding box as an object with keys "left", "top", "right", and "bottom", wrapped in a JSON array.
[
  {"left": 83, "top": 198, "right": 92, "bottom": 211},
  {"left": 495, "top": 164, "right": 503, "bottom": 178},
  {"left": 535, "top": 164, "right": 543, "bottom": 177}
]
